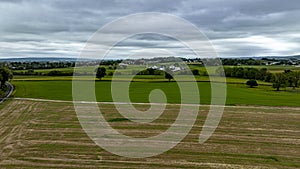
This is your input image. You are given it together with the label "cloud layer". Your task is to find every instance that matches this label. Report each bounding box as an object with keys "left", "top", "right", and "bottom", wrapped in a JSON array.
[{"left": 0, "top": 0, "right": 299, "bottom": 58}]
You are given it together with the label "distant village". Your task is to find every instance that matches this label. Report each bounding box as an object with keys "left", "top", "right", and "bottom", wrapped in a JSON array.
[{"left": 1, "top": 56, "right": 300, "bottom": 70}]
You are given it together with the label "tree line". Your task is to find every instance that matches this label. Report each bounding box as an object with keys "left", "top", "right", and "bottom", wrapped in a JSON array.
[
  {"left": 216, "top": 67, "right": 272, "bottom": 81},
  {"left": 5, "top": 60, "right": 125, "bottom": 70},
  {"left": 0, "top": 67, "right": 13, "bottom": 89},
  {"left": 216, "top": 67, "right": 300, "bottom": 91},
  {"left": 5, "top": 61, "right": 75, "bottom": 70}
]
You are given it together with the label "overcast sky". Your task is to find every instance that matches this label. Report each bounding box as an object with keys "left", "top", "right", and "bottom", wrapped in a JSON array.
[{"left": 0, "top": 0, "right": 299, "bottom": 59}]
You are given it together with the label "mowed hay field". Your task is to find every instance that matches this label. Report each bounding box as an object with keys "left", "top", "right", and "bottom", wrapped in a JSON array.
[{"left": 0, "top": 99, "right": 299, "bottom": 168}]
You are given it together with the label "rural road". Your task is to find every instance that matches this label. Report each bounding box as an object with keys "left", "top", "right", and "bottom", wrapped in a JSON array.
[{"left": 0, "top": 82, "right": 14, "bottom": 104}]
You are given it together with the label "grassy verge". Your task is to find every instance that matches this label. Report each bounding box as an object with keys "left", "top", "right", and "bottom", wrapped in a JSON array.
[{"left": 0, "top": 85, "right": 8, "bottom": 97}]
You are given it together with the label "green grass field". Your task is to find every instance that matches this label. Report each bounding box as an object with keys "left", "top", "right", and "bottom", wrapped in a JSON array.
[
  {"left": 13, "top": 73, "right": 272, "bottom": 85},
  {"left": 12, "top": 79, "right": 300, "bottom": 106}
]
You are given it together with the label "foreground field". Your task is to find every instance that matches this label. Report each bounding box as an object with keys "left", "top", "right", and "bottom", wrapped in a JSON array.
[{"left": 0, "top": 99, "right": 299, "bottom": 168}]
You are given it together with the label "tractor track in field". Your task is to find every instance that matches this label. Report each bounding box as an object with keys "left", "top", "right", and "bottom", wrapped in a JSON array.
[
  {"left": 11, "top": 97, "right": 300, "bottom": 110},
  {"left": 0, "top": 101, "right": 39, "bottom": 161}
]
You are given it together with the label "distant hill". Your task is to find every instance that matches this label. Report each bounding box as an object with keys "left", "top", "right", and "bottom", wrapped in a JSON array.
[
  {"left": 0, "top": 55, "right": 299, "bottom": 62},
  {"left": 250, "top": 55, "right": 300, "bottom": 60},
  {"left": 0, "top": 57, "right": 79, "bottom": 62}
]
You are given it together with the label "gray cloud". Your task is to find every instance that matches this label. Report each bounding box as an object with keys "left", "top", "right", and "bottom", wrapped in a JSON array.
[{"left": 0, "top": 0, "right": 299, "bottom": 58}]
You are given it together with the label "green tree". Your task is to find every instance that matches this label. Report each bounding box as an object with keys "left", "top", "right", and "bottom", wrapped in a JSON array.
[
  {"left": 236, "top": 67, "right": 245, "bottom": 78},
  {"left": 283, "top": 69, "right": 295, "bottom": 87},
  {"left": 147, "top": 68, "right": 155, "bottom": 75},
  {"left": 216, "top": 67, "right": 225, "bottom": 76},
  {"left": 96, "top": 67, "right": 106, "bottom": 80},
  {"left": 0, "top": 67, "right": 13, "bottom": 88},
  {"left": 244, "top": 68, "right": 259, "bottom": 79},
  {"left": 165, "top": 71, "right": 173, "bottom": 81},
  {"left": 192, "top": 69, "right": 200, "bottom": 75},
  {"left": 271, "top": 73, "right": 287, "bottom": 91},
  {"left": 292, "top": 71, "right": 300, "bottom": 88},
  {"left": 108, "top": 71, "right": 114, "bottom": 76},
  {"left": 216, "top": 67, "right": 231, "bottom": 77},
  {"left": 246, "top": 79, "right": 258, "bottom": 88},
  {"left": 231, "top": 67, "right": 244, "bottom": 78},
  {"left": 264, "top": 72, "right": 273, "bottom": 82},
  {"left": 259, "top": 68, "right": 268, "bottom": 80}
]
